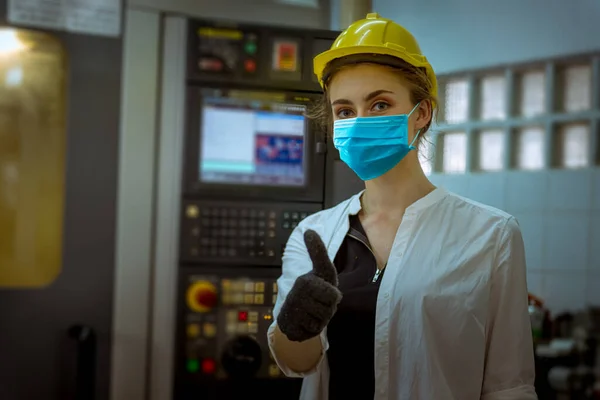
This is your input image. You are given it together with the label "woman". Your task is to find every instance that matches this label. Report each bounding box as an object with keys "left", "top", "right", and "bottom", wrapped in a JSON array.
[{"left": 267, "top": 13, "right": 537, "bottom": 400}]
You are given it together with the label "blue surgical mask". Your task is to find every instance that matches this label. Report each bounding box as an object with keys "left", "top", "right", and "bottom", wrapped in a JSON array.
[{"left": 333, "top": 103, "right": 421, "bottom": 181}]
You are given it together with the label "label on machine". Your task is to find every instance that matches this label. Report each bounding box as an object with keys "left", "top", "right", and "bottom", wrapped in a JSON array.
[
  {"left": 8, "top": 0, "right": 122, "bottom": 37},
  {"left": 272, "top": 40, "right": 299, "bottom": 72},
  {"left": 269, "top": 38, "right": 302, "bottom": 81}
]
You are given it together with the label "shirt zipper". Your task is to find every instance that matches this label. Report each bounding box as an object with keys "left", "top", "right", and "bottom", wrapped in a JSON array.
[{"left": 347, "top": 232, "right": 385, "bottom": 283}]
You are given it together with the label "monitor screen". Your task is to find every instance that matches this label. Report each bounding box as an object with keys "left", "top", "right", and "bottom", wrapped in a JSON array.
[{"left": 199, "top": 90, "right": 307, "bottom": 187}]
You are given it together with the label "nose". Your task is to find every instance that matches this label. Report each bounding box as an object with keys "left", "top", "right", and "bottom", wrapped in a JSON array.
[{"left": 356, "top": 107, "right": 369, "bottom": 118}]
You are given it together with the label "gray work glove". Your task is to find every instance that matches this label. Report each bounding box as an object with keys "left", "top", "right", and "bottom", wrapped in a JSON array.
[{"left": 277, "top": 229, "right": 342, "bottom": 342}]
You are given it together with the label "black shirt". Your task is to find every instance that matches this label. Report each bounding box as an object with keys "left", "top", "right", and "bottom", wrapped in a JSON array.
[{"left": 327, "top": 214, "right": 385, "bottom": 400}]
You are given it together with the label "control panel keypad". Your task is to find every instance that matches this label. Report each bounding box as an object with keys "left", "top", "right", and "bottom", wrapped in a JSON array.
[
  {"left": 193, "top": 206, "right": 277, "bottom": 258},
  {"left": 182, "top": 201, "right": 321, "bottom": 264},
  {"left": 281, "top": 211, "right": 309, "bottom": 230}
]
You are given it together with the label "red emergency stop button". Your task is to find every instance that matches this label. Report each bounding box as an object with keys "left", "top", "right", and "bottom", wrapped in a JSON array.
[{"left": 186, "top": 281, "right": 218, "bottom": 313}]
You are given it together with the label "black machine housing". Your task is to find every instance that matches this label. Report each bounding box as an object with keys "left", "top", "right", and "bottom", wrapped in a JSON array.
[{"left": 174, "top": 17, "right": 344, "bottom": 400}]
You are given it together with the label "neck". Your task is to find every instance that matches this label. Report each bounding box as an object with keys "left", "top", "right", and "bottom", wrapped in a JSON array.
[{"left": 361, "top": 157, "right": 436, "bottom": 216}]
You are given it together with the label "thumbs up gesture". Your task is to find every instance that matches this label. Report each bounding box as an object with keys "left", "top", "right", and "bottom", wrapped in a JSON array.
[{"left": 277, "top": 230, "right": 342, "bottom": 342}]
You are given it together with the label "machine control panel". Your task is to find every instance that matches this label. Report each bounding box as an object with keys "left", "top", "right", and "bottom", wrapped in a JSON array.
[
  {"left": 180, "top": 200, "right": 322, "bottom": 266},
  {"left": 187, "top": 19, "right": 338, "bottom": 91},
  {"left": 179, "top": 272, "right": 283, "bottom": 381}
]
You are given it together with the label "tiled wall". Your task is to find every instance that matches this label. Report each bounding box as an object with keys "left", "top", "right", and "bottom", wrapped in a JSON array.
[
  {"left": 413, "top": 50, "right": 600, "bottom": 318},
  {"left": 428, "top": 170, "right": 600, "bottom": 316},
  {"left": 371, "top": 0, "right": 600, "bottom": 317}
]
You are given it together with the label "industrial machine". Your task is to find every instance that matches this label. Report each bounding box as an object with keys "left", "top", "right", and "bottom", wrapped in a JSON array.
[
  {"left": 173, "top": 19, "right": 344, "bottom": 399},
  {"left": 0, "top": 3, "right": 123, "bottom": 399}
]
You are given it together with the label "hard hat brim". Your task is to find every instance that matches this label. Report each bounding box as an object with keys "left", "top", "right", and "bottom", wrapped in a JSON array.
[{"left": 313, "top": 45, "right": 438, "bottom": 100}]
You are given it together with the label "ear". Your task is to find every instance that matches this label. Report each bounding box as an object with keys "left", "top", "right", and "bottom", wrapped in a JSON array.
[{"left": 414, "top": 100, "right": 433, "bottom": 131}]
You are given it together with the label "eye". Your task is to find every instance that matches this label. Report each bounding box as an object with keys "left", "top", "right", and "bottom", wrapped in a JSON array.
[
  {"left": 371, "top": 101, "right": 390, "bottom": 112},
  {"left": 336, "top": 108, "right": 355, "bottom": 119}
]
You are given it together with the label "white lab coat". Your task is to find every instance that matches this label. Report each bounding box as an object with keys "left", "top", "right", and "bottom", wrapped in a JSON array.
[{"left": 267, "top": 188, "right": 537, "bottom": 400}]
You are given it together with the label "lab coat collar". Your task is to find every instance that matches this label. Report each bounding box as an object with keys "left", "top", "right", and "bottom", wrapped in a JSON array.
[{"left": 346, "top": 187, "right": 448, "bottom": 217}]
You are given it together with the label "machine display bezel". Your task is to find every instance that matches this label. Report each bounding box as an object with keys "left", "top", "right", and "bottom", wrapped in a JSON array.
[{"left": 183, "top": 86, "right": 326, "bottom": 202}]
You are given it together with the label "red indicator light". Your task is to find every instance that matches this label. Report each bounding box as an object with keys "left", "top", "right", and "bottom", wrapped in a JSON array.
[
  {"left": 201, "top": 358, "right": 216, "bottom": 374},
  {"left": 238, "top": 311, "right": 248, "bottom": 322},
  {"left": 244, "top": 59, "right": 256, "bottom": 73}
]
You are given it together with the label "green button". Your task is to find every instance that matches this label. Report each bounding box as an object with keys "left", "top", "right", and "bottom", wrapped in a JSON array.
[
  {"left": 186, "top": 359, "right": 199, "bottom": 373},
  {"left": 245, "top": 42, "right": 257, "bottom": 54}
]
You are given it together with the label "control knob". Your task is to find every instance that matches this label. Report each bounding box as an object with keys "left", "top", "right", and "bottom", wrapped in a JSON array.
[
  {"left": 221, "top": 335, "right": 262, "bottom": 378},
  {"left": 186, "top": 280, "right": 218, "bottom": 313}
]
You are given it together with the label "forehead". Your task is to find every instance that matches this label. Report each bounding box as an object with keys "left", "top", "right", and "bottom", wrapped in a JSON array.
[{"left": 327, "top": 63, "right": 411, "bottom": 102}]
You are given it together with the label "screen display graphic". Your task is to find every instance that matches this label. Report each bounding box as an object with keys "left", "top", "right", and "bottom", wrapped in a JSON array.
[{"left": 199, "top": 90, "right": 307, "bottom": 187}]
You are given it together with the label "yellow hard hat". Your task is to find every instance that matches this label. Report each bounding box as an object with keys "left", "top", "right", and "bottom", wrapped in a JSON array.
[{"left": 314, "top": 12, "right": 437, "bottom": 100}]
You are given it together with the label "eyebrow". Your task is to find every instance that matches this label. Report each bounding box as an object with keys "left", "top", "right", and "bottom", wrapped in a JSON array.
[{"left": 331, "top": 89, "right": 395, "bottom": 106}]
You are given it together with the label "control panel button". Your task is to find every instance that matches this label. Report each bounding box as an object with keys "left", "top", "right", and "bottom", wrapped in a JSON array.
[
  {"left": 233, "top": 293, "right": 244, "bottom": 304},
  {"left": 187, "top": 323, "right": 201, "bottom": 338},
  {"left": 202, "top": 358, "right": 217, "bottom": 374},
  {"left": 186, "top": 205, "right": 199, "bottom": 218},
  {"left": 203, "top": 322, "right": 216, "bottom": 338},
  {"left": 248, "top": 322, "right": 258, "bottom": 334},
  {"left": 248, "top": 311, "right": 259, "bottom": 322},
  {"left": 238, "top": 311, "right": 248, "bottom": 322},
  {"left": 244, "top": 59, "right": 256, "bottom": 72},
  {"left": 186, "top": 281, "right": 218, "bottom": 313},
  {"left": 226, "top": 323, "right": 236, "bottom": 335},
  {"left": 244, "top": 41, "right": 257, "bottom": 55},
  {"left": 187, "top": 359, "right": 200, "bottom": 373},
  {"left": 254, "top": 282, "right": 265, "bottom": 292}
]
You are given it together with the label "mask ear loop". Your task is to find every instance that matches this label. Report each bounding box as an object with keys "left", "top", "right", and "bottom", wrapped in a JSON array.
[{"left": 408, "top": 102, "right": 422, "bottom": 149}]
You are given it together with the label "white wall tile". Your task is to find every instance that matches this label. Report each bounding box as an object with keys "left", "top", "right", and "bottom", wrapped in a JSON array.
[
  {"left": 586, "top": 272, "right": 600, "bottom": 307},
  {"left": 543, "top": 213, "right": 590, "bottom": 271},
  {"left": 542, "top": 271, "right": 587, "bottom": 316},
  {"left": 526, "top": 270, "right": 544, "bottom": 298},
  {"left": 592, "top": 169, "right": 600, "bottom": 211},
  {"left": 505, "top": 171, "right": 549, "bottom": 212},
  {"left": 547, "top": 170, "right": 593, "bottom": 211},
  {"left": 589, "top": 212, "right": 600, "bottom": 273},
  {"left": 442, "top": 174, "right": 470, "bottom": 196},
  {"left": 464, "top": 174, "right": 506, "bottom": 210}
]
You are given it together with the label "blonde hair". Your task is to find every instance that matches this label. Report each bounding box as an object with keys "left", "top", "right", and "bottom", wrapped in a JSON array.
[{"left": 308, "top": 54, "right": 438, "bottom": 143}]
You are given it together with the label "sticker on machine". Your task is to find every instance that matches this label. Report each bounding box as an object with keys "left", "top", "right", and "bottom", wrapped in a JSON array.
[
  {"left": 7, "top": 0, "right": 121, "bottom": 37},
  {"left": 272, "top": 40, "right": 299, "bottom": 72}
]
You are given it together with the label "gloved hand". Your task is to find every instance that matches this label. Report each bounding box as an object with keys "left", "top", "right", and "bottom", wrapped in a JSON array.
[{"left": 277, "top": 229, "right": 342, "bottom": 342}]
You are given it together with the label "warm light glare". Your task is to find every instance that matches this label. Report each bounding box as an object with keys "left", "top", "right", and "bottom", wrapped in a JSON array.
[
  {"left": 0, "top": 29, "right": 26, "bottom": 55},
  {"left": 0, "top": 28, "right": 67, "bottom": 288}
]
